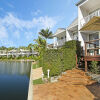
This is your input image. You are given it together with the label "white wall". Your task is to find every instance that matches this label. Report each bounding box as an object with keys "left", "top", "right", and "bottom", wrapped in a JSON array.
[
  {"left": 53, "top": 37, "right": 57, "bottom": 47},
  {"left": 66, "top": 30, "right": 72, "bottom": 41},
  {"left": 53, "top": 32, "right": 66, "bottom": 47},
  {"left": 78, "top": 6, "right": 89, "bottom": 49}
]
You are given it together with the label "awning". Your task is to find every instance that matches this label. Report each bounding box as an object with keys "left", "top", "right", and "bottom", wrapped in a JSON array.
[{"left": 80, "top": 16, "right": 100, "bottom": 31}]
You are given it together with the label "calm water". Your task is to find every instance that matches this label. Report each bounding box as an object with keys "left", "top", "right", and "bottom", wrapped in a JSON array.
[{"left": 0, "top": 61, "right": 31, "bottom": 100}]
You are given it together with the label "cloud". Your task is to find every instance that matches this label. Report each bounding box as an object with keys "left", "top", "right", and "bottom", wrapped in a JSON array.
[
  {"left": 7, "top": 3, "right": 14, "bottom": 8},
  {"left": 0, "top": 12, "right": 59, "bottom": 47},
  {"left": 1, "top": 13, "right": 57, "bottom": 30},
  {"left": 0, "top": 26, "right": 8, "bottom": 39},
  {"left": 14, "top": 31, "right": 20, "bottom": 39},
  {"left": 25, "top": 32, "right": 34, "bottom": 41},
  {"left": 31, "top": 9, "right": 42, "bottom": 16},
  {"left": 0, "top": 39, "right": 14, "bottom": 47}
]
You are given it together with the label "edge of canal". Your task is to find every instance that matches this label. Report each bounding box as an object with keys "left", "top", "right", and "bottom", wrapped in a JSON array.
[{"left": 27, "top": 62, "right": 33, "bottom": 100}]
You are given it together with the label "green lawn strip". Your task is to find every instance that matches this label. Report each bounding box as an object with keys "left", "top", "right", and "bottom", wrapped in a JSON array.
[
  {"left": 33, "top": 78, "right": 44, "bottom": 85},
  {"left": 32, "top": 62, "right": 40, "bottom": 69}
]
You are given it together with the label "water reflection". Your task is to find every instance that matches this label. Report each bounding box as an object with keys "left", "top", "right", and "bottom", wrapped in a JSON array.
[
  {"left": 0, "top": 61, "right": 31, "bottom": 78},
  {"left": 0, "top": 61, "right": 31, "bottom": 100}
]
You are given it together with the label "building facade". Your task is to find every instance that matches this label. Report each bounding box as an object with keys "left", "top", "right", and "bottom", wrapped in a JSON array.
[{"left": 53, "top": 0, "right": 100, "bottom": 53}]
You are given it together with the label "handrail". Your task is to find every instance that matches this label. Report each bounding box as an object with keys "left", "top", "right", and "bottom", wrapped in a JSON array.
[
  {"left": 85, "top": 39, "right": 100, "bottom": 43},
  {"left": 87, "top": 48, "right": 100, "bottom": 50},
  {"left": 85, "top": 39, "right": 100, "bottom": 56},
  {"left": 80, "top": 9, "right": 100, "bottom": 28}
]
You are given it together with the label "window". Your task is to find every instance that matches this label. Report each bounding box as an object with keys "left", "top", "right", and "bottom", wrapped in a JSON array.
[
  {"left": 61, "top": 37, "right": 63, "bottom": 39},
  {"left": 89, "top": 33, "right": 99, "bottom": 47}
]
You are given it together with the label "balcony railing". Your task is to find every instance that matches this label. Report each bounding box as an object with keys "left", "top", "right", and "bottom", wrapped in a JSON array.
[
  {"left": 80, "top": 9, "right": 100, "bottom": 28},
  {"left": 54, "top": 38, "right": 66, "bottom": 48},
  {"left": 85, "top": 39, "right": 100, "bottom": 56}
]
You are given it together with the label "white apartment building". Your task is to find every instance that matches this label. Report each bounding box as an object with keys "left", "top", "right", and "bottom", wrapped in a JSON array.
[
  {"left": 53, "top": 18, "right": 78, "bottom": 48},
  {"left": 53, "top": 0, "right": 100, "bottom": 55},
  {"left": 0, "top": 49, "right": 37, "bottom": 57},
  {"left": 77, "top": 0, "right": 100, "bottom": 49}
]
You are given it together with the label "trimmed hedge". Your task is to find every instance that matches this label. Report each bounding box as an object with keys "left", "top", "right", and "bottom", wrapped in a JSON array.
[{"left": 42, "top": 40, "right": 81, "bottom": 76}]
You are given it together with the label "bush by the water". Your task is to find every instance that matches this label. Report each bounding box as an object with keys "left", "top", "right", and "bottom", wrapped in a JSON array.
[{"left": 42, "top": 40, "right": 81, "bottom": 76}]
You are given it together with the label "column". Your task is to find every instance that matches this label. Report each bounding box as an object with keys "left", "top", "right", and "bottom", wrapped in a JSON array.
[
  {"left": 99, "top": 32, "right": 100, "bottom": 54},
  {"left": 54, "top": 37, "right": 57, "bottom": 47}
]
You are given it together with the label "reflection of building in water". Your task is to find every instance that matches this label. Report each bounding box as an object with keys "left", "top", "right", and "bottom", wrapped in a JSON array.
[
  {"left": 0, "top": 49, "right": 38, "bottom": 57},
  {"left": 0, "top": 61, "right": 31, "bottom": 77}
]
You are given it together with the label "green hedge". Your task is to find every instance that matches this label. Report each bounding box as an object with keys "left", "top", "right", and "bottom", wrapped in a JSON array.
[{"left": 42, "top": 40, "right": 81, "bottom": 76}]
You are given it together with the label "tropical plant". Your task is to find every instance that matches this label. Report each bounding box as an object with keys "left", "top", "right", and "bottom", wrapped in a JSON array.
[
  {"left": 28, "top": 43, "right": 34, "bottom": 52},
  {"left": 39, "top": 28, "right": 53, "bottom": 40},
  {"left": 18, "top": 46, "right": 27, "bottom": 50},
  {"left": 7, "top": 47, "right": 16, "bottom": 51},
  {"left": 91, "top": 61, "right": 99, "bottom": 74},
  {"left": 33, "top": 36, "right": 46, "bottom": 51},
  {"left": 33, "top": 36, "right": 46, "bottom": 61},
  {"left": 0, "top": 46, "right": 7, "bottom": 50}
]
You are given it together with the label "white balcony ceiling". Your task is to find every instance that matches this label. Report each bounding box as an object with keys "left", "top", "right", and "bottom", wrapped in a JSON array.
[
  {"left": 67, "top": 18, "right": 78, "bottom": 32},
  {"left": 53, "top": 28, "right": 66, "bottom": 37},
  {"left": 80, "top": 16, "right": 100, "bottom": 31},
  {"left": 81, "top": 0, "right": 100, "bottom": 13}
]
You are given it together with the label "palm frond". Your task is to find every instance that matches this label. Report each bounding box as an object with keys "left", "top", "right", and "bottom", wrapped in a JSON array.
[{"left": 38, "top": 28, "right": 53, "bottom": 39}]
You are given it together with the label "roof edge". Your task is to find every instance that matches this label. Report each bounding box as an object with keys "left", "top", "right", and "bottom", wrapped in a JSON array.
[{"left": 76, "top": 0, "right": 86, "bottom": 6}]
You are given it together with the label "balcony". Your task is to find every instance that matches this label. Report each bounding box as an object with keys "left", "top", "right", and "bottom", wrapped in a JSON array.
[
  {"left": 80, "top": 9, "right": 100, "bottom": 28},
  {"left": 54, "top": 38, "right": 66, "bottom": 48}
]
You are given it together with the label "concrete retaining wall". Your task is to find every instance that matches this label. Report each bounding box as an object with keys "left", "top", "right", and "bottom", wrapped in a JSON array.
[{"left": 27, "top": 63, "right": 33, "bottom": 100}]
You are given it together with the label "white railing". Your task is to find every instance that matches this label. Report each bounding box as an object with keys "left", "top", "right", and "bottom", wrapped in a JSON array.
[
  {"left": 54, "top": 39, "right": 66, "bottom": 48},
  {"left": 80, "top": 9, "right": 100, "bottom": 28},
  {"left": 0, "top": 52, "right": 37, "bottom": 56}
]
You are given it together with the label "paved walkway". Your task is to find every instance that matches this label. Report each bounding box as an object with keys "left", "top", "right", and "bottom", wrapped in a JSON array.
[{"left": 32, "top": 66, "right": 43, "bottom": 80}]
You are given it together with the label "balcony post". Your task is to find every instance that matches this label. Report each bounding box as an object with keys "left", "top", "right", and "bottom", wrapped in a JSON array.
[
  {"left": 76, "top": 54, "right": 78, "bottom": 69},
  {"left": 94, "top": 44, "right": 97, "bottom": 56},
  {"left": 85, "top": 42, "right": 87, "bottom": 56},
  {"left": 85, "top": 60, "right": 87, "bottom": 72}
]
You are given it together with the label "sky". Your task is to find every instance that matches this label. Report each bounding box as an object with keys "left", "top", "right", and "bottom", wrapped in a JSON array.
[{"left": 0, "top": 0, "right": 79, "bottom": 47}]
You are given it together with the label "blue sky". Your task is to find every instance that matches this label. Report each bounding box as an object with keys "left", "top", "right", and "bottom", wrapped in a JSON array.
[{"left": 0, "top": 0, "right": 79, "bottom": 47}]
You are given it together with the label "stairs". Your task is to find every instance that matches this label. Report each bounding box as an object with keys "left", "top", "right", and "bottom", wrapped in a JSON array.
[{"left": 77, "top": 57, "right": 85, "bottom": 70}]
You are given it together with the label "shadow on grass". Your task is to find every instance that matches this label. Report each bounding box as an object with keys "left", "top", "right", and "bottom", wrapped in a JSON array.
[{"left": 86, "top": 82, "right": 100, "bottom": 100}]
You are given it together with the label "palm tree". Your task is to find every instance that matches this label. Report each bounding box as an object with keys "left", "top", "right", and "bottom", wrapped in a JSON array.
[
  {"left": 33, "top": 36, "right": 46, "bottom": 60},
  {"left": 28, "top": 43, "right": 34, "bottom": 52},
  {"left": 33, "top": 36, "right": 46, "bottom": 53},
  {"left": 39, "top": 28, "right": 53, "bottom": 40},
  {"left": 39, "top": 28, "right": 53, "bottom": 48}
]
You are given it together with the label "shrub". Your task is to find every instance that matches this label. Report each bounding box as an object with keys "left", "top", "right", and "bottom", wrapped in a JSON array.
[
  {"left": 42, "top": 40, "right": 81, "bottom": 76},
  {"left": 42, "top": 49, "right": 62, "bottom": 76},
  {"left": 91, "top": 61, "right": 99, "bottom": 74}
]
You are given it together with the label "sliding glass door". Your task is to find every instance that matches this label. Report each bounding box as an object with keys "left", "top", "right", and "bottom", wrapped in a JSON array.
[{"left": 89, "top": 32, "right": 99, "bottom": 55}]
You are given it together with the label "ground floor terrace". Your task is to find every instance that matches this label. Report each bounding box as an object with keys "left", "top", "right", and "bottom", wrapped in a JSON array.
[{"left": 79, "top": 16, "right": 100, "bottom": 72}]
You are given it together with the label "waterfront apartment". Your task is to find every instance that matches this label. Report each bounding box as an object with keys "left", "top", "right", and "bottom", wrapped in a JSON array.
[
  {"left": 53, "top": 0, "right": 100, "bottom": 71},
  {"left": 0, "top": 49, "right": 37, "bottom": 57}
]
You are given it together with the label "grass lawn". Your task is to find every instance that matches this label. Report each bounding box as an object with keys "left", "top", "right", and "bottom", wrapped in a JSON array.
[
  {"left": 32, "top": 63, "right": 40, "bottom": 69},
  {"left": 33, "top": 78, "right": 44, "bottom": 85}
]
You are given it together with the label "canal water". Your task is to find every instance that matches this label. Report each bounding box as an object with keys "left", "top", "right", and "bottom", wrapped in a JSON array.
[{"left": 0, "top": 61, "right": 31, "bottom": 100}]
